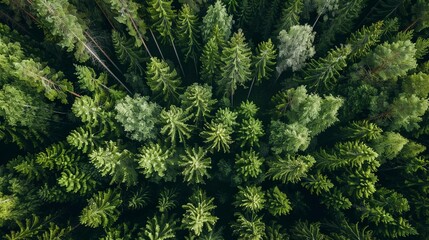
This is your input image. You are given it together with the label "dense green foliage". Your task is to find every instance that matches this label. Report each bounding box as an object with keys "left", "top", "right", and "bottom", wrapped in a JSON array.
[{"left": 0, "top": 0, "right": 429, "bottom": 239}]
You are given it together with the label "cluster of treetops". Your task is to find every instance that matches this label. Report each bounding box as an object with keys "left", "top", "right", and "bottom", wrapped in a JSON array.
[{"left": 1, "top": 0, "right": 429, "bottom": 239}]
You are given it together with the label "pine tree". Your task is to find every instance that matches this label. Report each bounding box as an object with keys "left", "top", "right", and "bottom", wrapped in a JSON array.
[
  {"left": 248, "top": 39, "right": 276, "bottom": 97},
  {"left": 266, "top": 186, "right": 292, "bottom": 216},
  {"left": 179, "top": 146, "right": 211, "bottom": 184},
  {"left": 80, "top": 189, "right": 122, "bottom": 228},
  {"left": 176, "top": 4, "right": 201, "bottom": 62},
  {"left": 111, "top": 30, "right": 145, "bottom": 76},
  {"left": 114, "top": 94, "right": 161, "bottom": 142},
  {"left": 341, "top": 120, "right": 383, "bottom": 141},
  {"left": 388, "top": 93, "right": 429, "bottom": 132},
  {"left": 356, "top": 40, "right": 417, "bottom": 83},
  {"left": 235, "top": 150, "right": 264, "bottom": 180},
  {"left": 267, "top": 154, "right": 316, "bottom": 183},
  {"left": 31, "top": 0, "right": 90, "bottom": 62},
  {"left": 275, "top": 0, "right": 303, "bottom": 34},
  {"left": 301, "top": 172, "right": 334, "bottom": 196},
  {"left": 137, "top": 142, "right": 174, "bottom": 179},
  {"left": 146, "top": 57, "right": 182, "bottom": 102},
  {"left": 0, "top": 84, "right": 52, "bottom": 132},
  {"left": 103, "top": 0, "right": 151, "bottom": 56},
  {"left": 201, "top": 0, "right": 233, "bottom": 42},
  {"left": 234, "top": 185, "right": 266, "bottom": 213},
  {"left": 269, "top": 121, "right": 311, "bottom": 154},
  {"left": 160, "top": 105, "right": 192, "bottom": 145},
  {"left": 157, "top": 188, "right": 178, "bottom": 213},
  {"left": 301, "top": 44, "right": 352, "bottom": 90},
  {"left": 57, "top": 166, "right": 97, "bottom": 195},
  {"left": 182, "top": 189, "right": 218, "bottom": 236},
  {"left": 67, "top": 127, "right": 101, "bottom": 153},
  {"left": 291, "top": 221, "right": 329, "bottom": 240},
  {"left": 237, "top": 117, "right": 264, "bottom": 148},
  {"left": 200, "top": 120, "right": 233, "bottom": 153},
  {"left": 89, "top": 141, "right": 138, "bottom": 186},
  {"left": 147, "top": 0, "right": 184, "bottom": 74},
  {"left": 218, "top": 30, "right": 252, "bottom": 105},
  {"left": 346, "top": 21, "right": 384, "bottom": 60},
  {"left": 200, "top": 37, "right": 222, "bottom": 84},
  {"left": 402, "top": 72, "right": 429, "bottom": 98},
  {"left": 232, "top": 212, "right": 266, "bottom": 240},
  {"left": 143, "top": 213, "right": 178, "bottom": 240},
  {"left": 316, "top": 141, "right": 379, "bottom": 171},
  {"left": 181, "top": 83, "right": 217, "bottom": 122}
]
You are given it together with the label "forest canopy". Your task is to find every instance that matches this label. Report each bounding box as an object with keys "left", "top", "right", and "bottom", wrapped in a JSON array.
[{"left": 0, "top": 0, "right": 429, "bottom": 239}]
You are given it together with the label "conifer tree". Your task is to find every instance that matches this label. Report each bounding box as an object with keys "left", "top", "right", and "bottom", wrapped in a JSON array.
[
  {"left": 176, "top": 4, "right": 201, "bottom": 62},
  {"left": 232, "top": 212, "right": 266, "bottom": 240},
  {"left": 147, "top": 0, "right": 184, "bottom": 74},
  {"left": 237, "top": 117, "right": 264, "bottom": 148},
  {"left": 266, "top": 186, "right": 292, "bottom": 216},
  {"left": 179, "top": 147, "right": 211, "bottom": 184},
  {"left": 160, "top": 105, "right": 193, "bottom": 144},
  {"left": 218, "top": 30, "right": 252, "bottom": 105},
  {"left": 269, "top": 121, "right": 311, "bottom": 154},
  {"left": 0, "top": 85, "right": 52, "bottom": 132},
  {"left": 234, "top": 185, "right": 266, "bottom": 213},
  {"left": 182, "top": 189, "right": 218, "bottom": 236},
  {"left": 181, "top": 83, "right": 217, "bottom": 122},
  {"left": 115, "top": 94, "right": 161, "bottom": 141},
  {"left": 200, "top": 37, "right": 222, "bottom": 84},
  {"left": 31, "top": 0, "right": 90, "bottom": 62},
  {"left": 356, "top": 40, "right": 417, "bottom": 83},
  {"left": 341, "top": 120, "right": 383, "bottom": 141},
  {"left": 346, "top": 21, "right": 384, "bottom": 60},
  {"left": 235, "top": 150, "right": 264, "bottom": 180},
  {"left": 89, "top": 141, "right": 138, "bottom": 186},
  {"left": 143, "top": 213, "right": 178, "bottom": 240},
  {"left": 103, "top": 0, "right": 152, "bottom": 56},
  {"left": 267, "top": 154, "right": 316, "bottom": 183},
  {"left": 137, "top": 142, "right": 174, "bottom": 179},
  {"left": 248, "top": 39, "right": 276, "bottom": 97},
  {"left": 57, "top": 166, "right": 97, "bottom": 195},
  {"left": 200, "top": 120, "right": 233, "bottom": 153},
  {"left": 146, "top": 57, "right": 182, "bottom": 102},
  {"left": 201, "top": 0, "right": 233, "bottom": 42},
  {"left": 301, "top": 44, "right": 352, "bottom": 90},
  {"left": 275, "top": 0, "right": 303, "bottom": 34},
  {"left": 80, "top": 189, "right": 122, "bottom": 228}
]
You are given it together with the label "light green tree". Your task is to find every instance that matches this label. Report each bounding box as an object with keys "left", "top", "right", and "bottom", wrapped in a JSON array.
[
  {"left": 80, "top": 189, "right": 122, "bottom": 228},
  {"left": 89, "top": 141, "right": 138, "bottom": 186},
  {"left": 267, "top": 154, "right": 316, "bottom": 183},
  {"left": 235, "top": 150, "right": 264, "bottom": 180},
  {"left": 182, "top": 189, "right": 218, "bottom": 236},
  {"left": 179, "top": 147, "right": 211, "bottom": 184},
  {"left": 266, "top": 186, "right": 292, "bottom": 216},
  {"left": 200, "top": 121, "right": 233, "bottom": 153},
  {"left": 357, "top": 40, "right": 417, "bottom": 83},
  {"left": 160, "top": 105, "right": 193, "bottom": 144},
  {"left": 276, "top": 24, "right": 315, "bottom": 75},
  {"left": 201, "top": 0, "right": 233, "bottom": 42},
  {"left": 269, "top": 121, "right": 311, "bottom": 154},
  {"left": 181, "top": 83, "right": 217, "bottom": 122},
  {"left": 146, "top": 57, "right": 182, "bottom": 102},
  {"left": 176, "top": 4, "right": 201, "bottom": 62},
  {"left": 143, "top": 214, "right": 178, "bottom": 240},
  {"left": 137, "top": 142, "right": 174, "bottom": 179},
  {"left": 115, "top": 95, "right": 161, "bottom": 142},
  {"left": 232, "top": 212, "right": 266, "bottom": 240},
  {"left": 234, "top": 185, "right": 266, "bottom": 213}
]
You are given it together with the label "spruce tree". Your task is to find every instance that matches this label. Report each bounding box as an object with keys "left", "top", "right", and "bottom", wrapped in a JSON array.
[{"left": 218, "top": 30, "right": 252, "bottom": 105}]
